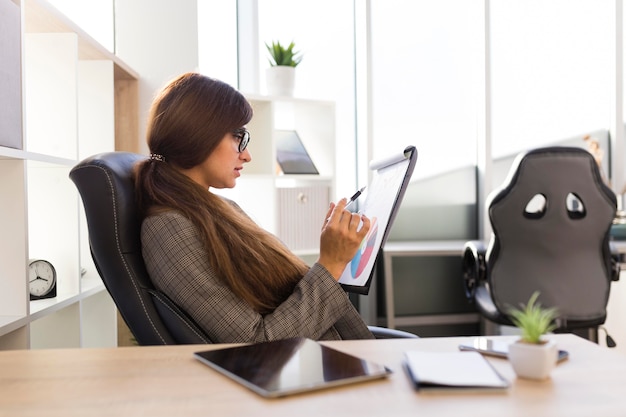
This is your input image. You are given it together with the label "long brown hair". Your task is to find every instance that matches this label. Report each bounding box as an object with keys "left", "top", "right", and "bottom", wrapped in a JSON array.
[{"left": 134, "top": 73, "right": 309, "bottom": 314}]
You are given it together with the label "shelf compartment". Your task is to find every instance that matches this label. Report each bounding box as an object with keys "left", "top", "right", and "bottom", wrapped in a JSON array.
[
  {"left": 30, "top": 303, "right": 80, "bottom": 349},
  {"left": 80, "top": 290, "right": 117, "bottom": 348},
  {"left": 24, "top": 32, "right": 78, "bottom": 159},
  {"left": 0, "top": 326, "right": 29, "bottom": 350},
  {"left": 0, "top": 159, "right": 28, "bottom": 318},
  {"left": 0, "top": 315, "right": 30, "bottom": 339},
  {"left": 27, "top": 161, "right": 80, "bottom": 298}
]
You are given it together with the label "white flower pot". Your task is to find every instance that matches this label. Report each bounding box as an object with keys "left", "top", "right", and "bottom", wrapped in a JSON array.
[
  {"left": 508, "top": 338, "right": 558, "bottom": 380},
  {"left": 266, "top": 66, "right": 296, "bottom": 96}
]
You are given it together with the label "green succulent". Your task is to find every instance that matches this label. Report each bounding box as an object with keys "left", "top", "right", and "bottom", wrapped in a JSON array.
[
  {"left": 508, "top": 291, "right": 558, "bottom": 344},
  {"left": 265, "top": 41, "right": 302, "bottom": 67}
]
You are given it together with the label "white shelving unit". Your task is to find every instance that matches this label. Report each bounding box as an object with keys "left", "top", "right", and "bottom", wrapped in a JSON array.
[
  {"left": 0, "top": 0, "right": 138, "bottom": 350},
  {"left": 215, "top": 94, "right": 337, "bottom": 256}
]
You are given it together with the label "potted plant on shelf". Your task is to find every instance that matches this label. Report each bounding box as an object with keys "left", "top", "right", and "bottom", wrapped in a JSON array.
[
  {"left": 265, "top": 40, "right": 302, "bottom": 96},
  {"left": 507, "top": 291, "right": 560, "bottom": 380}
]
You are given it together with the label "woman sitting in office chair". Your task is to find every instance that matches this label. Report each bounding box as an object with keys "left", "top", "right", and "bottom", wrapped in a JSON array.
[{"left": 134, "top": 72, "right": 373, "bottom": 343}]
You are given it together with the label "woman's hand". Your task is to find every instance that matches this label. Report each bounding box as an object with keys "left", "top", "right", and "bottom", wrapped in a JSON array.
[{"left": 318, "top": 198, "right": 371, "bottom": 280}]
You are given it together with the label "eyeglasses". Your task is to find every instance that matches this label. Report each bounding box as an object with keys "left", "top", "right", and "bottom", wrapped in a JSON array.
[{"left": 233, "top": 128, "right": 251, "bottom": 153}]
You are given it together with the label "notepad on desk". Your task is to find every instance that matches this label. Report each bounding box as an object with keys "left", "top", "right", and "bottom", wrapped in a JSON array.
[{"left": 404, "top": 351, "right": 509, "bottom": 392}]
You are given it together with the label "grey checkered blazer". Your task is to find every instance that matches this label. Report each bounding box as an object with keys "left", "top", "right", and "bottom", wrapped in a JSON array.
[{"left": 141, "top": 210, "right": 374, "bottom": 343}]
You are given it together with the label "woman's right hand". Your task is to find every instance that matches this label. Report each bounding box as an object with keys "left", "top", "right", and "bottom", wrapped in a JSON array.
[{"left": 318, "top": 198, "right": 371, "bottom": 280}]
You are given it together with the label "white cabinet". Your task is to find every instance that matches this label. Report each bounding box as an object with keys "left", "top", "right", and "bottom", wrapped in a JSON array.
[
  {"left": 214, "top": 95, "right": 336, "bottom": 255},
  {"left": 0, "top": 0, "right": 138, "bottom": 349}
]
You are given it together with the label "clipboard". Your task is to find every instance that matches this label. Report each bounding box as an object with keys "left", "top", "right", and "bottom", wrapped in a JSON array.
[{"left": 339, "top": 145, "right": 417, "bottom": 294}]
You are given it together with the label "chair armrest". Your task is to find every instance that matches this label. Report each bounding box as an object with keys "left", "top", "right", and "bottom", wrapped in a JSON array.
[
  {"left": 462, "top": 240, "right": 487, "bottom": 300},
  {"left": 368, "top": 326, "right": 418, "bottom": 339}
]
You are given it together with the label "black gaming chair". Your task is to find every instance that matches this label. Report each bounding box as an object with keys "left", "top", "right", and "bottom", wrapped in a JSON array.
[
  {"left": 462, "top": 146, "right": 620, "bottom": 343},
  {"left": 69, "top": 152, "right": 416, "bottom": 345}
]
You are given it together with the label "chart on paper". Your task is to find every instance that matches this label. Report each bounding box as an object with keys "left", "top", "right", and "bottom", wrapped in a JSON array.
[{"left": 338, "top": 149, "right": 415, "bottom": 290}]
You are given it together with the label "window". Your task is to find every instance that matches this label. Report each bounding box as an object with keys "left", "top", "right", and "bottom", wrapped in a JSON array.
[
  {"left": 369, "top": 0, "right": 481, "bottom": 180},
  {"left": 368, "top": 0, "right": 481, "bottom": 240},
  {"left": 491, "top": 0, "right": 613, "bottom": 162}
]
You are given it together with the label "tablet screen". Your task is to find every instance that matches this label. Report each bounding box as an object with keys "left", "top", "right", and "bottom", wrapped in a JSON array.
[
  {"left": 194, "top": 337, "right": 391, "bottom": 398},
  {"left": 275, "top": 130, "right": 319, "bottom": 175}
]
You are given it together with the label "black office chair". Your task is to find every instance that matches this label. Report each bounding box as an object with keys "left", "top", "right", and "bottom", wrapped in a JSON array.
[
  {"left": 462, "top": 147, "right": 620, "bottom": 344},
  {"left": 70, "top": 152, "right": 416, "bottom": 345}
]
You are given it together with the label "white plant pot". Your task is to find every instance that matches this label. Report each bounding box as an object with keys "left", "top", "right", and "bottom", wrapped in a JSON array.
[
  {"left": 508, "top": 338, "right": 558, "bottom": 380},
  {"left": 266, "top": 66, "right": 296, "bottom": 96}
]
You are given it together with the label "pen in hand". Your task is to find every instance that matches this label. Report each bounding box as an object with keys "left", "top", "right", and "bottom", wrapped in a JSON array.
[
  {"left": 344, "top": 186, "right": 366, "bottom": 210},
  {"left": 326, "top": 186, "right": 367, "bottom": 222}
]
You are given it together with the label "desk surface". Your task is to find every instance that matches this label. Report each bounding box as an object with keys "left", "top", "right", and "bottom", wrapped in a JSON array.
[{"left": 1, "top": 334, "right": 625, "bottom": 417}]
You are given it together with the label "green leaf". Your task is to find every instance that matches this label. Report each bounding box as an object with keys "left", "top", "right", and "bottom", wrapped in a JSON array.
[
  {"left": 265, "top": 40, "right": 302, "bottom": 67},
  {"left": 507, "top": 291, "right": 559, "bottom": 344}
]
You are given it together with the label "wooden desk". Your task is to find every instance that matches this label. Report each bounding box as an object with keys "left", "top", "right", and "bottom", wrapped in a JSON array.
[{"left": 1, "top": 334, "right": 625, "bottom": 416}]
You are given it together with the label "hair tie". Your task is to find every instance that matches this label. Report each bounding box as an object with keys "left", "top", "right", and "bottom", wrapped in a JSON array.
[{"left": 150, "top": 153, "right": 166, "bottom": 162}]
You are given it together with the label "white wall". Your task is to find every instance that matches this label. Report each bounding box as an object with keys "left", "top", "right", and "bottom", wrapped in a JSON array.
[{"left": 114, "top": 0, "right": 200, "bottom": 153}]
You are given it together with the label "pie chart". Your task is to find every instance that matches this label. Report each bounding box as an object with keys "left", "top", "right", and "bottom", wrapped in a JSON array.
[{"left": 350, "top": 217, "right": 378, "bottom": 278}]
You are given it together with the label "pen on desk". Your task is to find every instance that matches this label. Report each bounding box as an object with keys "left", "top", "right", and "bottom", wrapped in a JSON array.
[{"left": 345, "top": 186, "right": 366, "bottom": 210}]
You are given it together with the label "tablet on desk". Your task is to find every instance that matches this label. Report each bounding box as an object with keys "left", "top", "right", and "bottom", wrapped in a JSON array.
[{"left": 194, "top": 337, "right": 392, "bottom": 398}]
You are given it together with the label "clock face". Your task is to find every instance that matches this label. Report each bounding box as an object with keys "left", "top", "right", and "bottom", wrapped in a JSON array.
[{"left": 29, "top": 260, "right": 56, "bottom": 297}]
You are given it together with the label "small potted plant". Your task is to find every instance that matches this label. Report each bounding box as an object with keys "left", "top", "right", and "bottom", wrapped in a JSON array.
[
  {"left": 264, "top": 40, "right": 302, "bottom": 96},
  {"left": 507, "top": 291, "right": 560, "bottom": 380}
]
